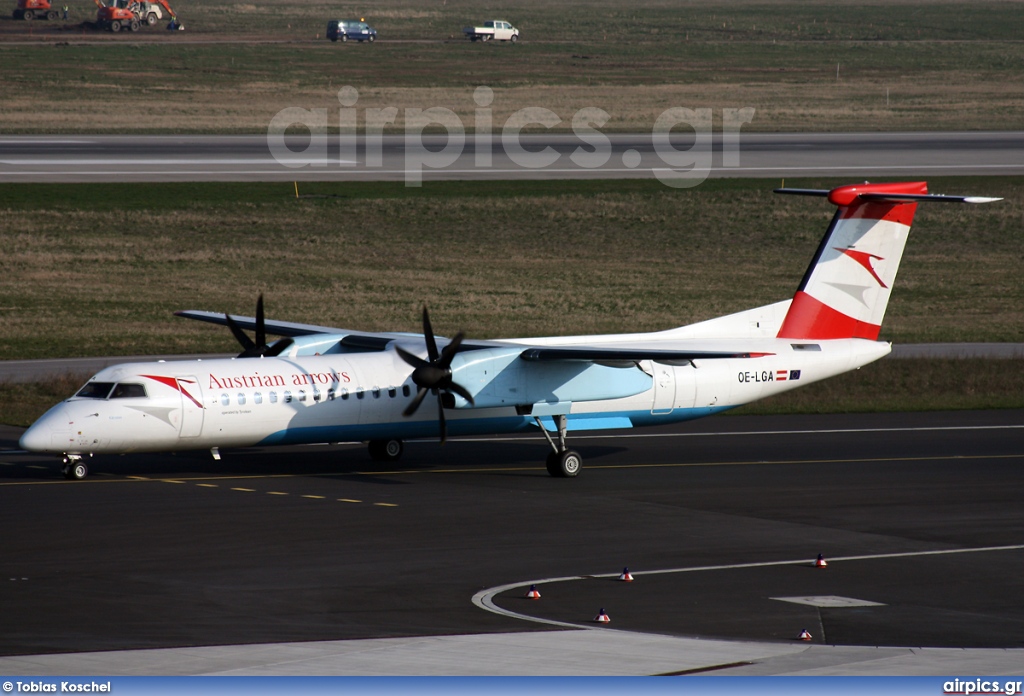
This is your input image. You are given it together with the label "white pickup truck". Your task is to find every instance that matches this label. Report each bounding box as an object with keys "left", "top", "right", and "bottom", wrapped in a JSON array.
[{"left": 463, "top": 20, "right": 519, "bottom": 42}]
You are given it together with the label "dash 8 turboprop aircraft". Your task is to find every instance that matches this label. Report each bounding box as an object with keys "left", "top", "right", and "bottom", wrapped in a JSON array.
[{"left": 21, "top": 182, "right": 999, "bottom": 480}]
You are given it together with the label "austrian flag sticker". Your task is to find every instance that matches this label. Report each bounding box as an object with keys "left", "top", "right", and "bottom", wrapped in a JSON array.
[{"left": 776, "top": 369, "right": 802, "bottom": 381}]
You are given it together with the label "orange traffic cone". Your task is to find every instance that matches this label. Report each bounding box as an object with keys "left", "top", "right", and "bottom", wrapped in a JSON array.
[
  {"left": 798, "top": 628, "right": 812, "bottom": 641},
  {"left": 814, "top": 553, "right": 827, "bottom": 568},
  {"left": 618, "top": 567, "right": 633, "bottom": 582},
  {"left": 593, "top": 608, "right": 611, "bottom": 623},
  {"left": 525, "top": 584, "right": 541, "bottom": 599}
]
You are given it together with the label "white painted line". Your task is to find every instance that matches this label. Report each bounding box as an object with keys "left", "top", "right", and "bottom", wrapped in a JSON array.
[
  {"left": 473, "top": 544, "right": 1024, "bottom": 629},
  {"left": 0, "top": 139, "right": 95, "bottom": 144},
  {"left": 2, "top": 164, "right": 1024, "bottom": 178},
  {"left": 0, "top": 159, "right": 357, "bottom": 166}
]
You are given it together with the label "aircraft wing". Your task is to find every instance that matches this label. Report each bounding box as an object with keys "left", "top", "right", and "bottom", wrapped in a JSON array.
[
  {"left": 174, "top": 309, "right": 427, "bottom": 349},
  {"left": 175, "top": 309, "right": 342, "bottom": 336},
  {"left": 519, "top": 347, "right": 772, "bottom": 364},
  {"left": 175, "top": 309, "right": 502, "bottom": 353}
]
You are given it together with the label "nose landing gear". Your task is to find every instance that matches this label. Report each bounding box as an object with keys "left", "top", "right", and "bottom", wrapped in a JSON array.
[{"left": 61, "top": 454, "right": 89, "bottom": 480}]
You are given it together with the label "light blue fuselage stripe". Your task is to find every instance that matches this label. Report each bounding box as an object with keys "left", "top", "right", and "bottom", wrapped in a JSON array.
[{"left": 255, "top": 406, "right": 734, "bottom": 446}]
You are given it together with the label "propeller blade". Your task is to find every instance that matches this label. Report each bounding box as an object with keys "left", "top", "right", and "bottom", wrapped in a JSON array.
[
  {"left": 225, "top": 313, "right": 257, "bottom": 354},
  {"left": 403, "top": 387, "right": 429, "bottom": 417},
  {"left": 438, "top": 332, "right": 465, "bottom": 367},
  {"left": 396, "top": 345, "right": 429, "bottom": 370},
  {"left": 255, "top": 294, "right": 266, "bottom": 348},
  {"left": 447, "top": 380, "right": 475, "bottom": 406},
  {"left": 422, "top": 306, "right": 439, "bottom": 363},
  {"left": 264, "top": 337, "right": 294, "bottom": 358},
  {"left": 398, "top": 306, "right": 474, "bottom": 444},
  {"left": 436, "top": 392, "right": 447, "bottom": 445}
]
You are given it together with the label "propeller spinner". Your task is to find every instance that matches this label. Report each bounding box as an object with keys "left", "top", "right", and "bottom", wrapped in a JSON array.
[
  {"left": 396, "top": 307, "right": 475, "bottom": 443},
  {"left": 225, "top": 294, "right": 294, "bottom": 358}
]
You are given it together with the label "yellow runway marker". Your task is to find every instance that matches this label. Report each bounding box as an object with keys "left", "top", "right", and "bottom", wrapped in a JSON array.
[
  {"left": 232, "top": 487, "right": 255, "bottom": 492},
  {"left": 374, "top": 502, "right": 398, "bottom": 507},
  {"left": 302, "top": 494, "right": 325, "bottom": 500},
  {"left": 267, "top": 491, "right": 289, "bottom": 496},
  {"left": 161, "top": 480, "right": 186, "bottom": 484},
  {"left": 338, "top": 498, "right": 362, "bottom": 503},
  {"left": 196, "top": 484, "right": 218, "bottom": 488}
]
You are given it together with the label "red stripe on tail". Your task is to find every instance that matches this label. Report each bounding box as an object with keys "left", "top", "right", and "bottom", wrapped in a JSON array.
[{"left": 777, "top": 291, "right": 881, "bottom": 340}]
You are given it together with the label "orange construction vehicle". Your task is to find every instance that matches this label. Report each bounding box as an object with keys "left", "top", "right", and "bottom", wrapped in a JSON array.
[
  {"left": 94, "top": 0, "right": 177, "bottom": 32},
  {"left": 13, "top": 0, "right": 61, "bottom": 21}
]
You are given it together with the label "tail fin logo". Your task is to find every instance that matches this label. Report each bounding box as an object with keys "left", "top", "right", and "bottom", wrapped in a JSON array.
[{"left": 837, "top": 248, "right": 888, "bottom": 289}]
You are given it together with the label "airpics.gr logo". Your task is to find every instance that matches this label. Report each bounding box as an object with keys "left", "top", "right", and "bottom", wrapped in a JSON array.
[
  {"left": 943, "top": 679, "right": 1024, "bottom": 695},
  {"left": 267, "top": 86, "right": 756, "bottom": 188}
]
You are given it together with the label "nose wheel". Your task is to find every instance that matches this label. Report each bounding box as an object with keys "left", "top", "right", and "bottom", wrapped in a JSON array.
[
  {"left": 536, "top": 414, "right": 582, "bottom": 477},
  {"left": 61, "top": 455, "right": 89, "bottom": 480}
]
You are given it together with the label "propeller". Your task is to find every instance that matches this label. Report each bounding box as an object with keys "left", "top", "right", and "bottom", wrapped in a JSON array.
[
  {"left": 225, "top": 294, "right": 294, "bottom": 358},
  {"left": 396, "top": 307, "right": 475, "bottom": 444}
]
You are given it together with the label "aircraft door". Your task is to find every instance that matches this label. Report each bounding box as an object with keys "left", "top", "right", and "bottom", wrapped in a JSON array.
[
  {"left": 176, "top": 375, "right": 204, "bottom": 438},
  {"left": 651, "top": 363, "right": 676, "bottom": 414}
]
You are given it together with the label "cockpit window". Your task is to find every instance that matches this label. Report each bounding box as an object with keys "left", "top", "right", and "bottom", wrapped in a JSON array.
[
  {"left": 75, "top": 382, "right": 115, "bottom": 399},
  {"left": 110, "top": 383, "right": 147, "bottom": 399}
]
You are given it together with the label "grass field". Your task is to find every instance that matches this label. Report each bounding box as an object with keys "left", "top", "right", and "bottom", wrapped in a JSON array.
[
  {"left": 1, "top": 0, "right": 1023, "bottom": 132},
  {"left": 0, "top": 176, "right": 1020, "bottom": 363},
  {"left": 1, "top": 177, "right": 1021, "bottom": 428}
]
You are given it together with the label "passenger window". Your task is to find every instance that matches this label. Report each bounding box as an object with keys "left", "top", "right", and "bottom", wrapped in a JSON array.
[
  {"left": 341, "top": 388, "right": 349, "bottom": 400},
  {"left": 254, "top": 392, "right": 262, "bottom": 404},
  {"left": 269, "top": 391, "right": 278, "bottom": 403},
  {"left": 221, "top": 394, "right": 230, "bottom": 406},
  {"left": 388, "top": 387, "right": 396, "bottom": 398},
  {"left": 313, "top": 388, "right": 321, "bottom": 402},
  {"left": 298, "top": 390, "right": 307, "bottom": 402},
  {"left": 237, "top": 393, "right": 246, "bottom": 405},
  {"left": 402, "top": 385, "right": 411, "bottom": 397},
  {"left": 327, "top": 388, "right": 335, "bottom": 401},
  {"left": 356, "top": 388, "right": 365, "bottom": 400},
  {"left": 284, "top": 390, "right": 293, "bottom": 403},
  {"left": 372, "top": 387, "right": 380, "bottom": 399}
]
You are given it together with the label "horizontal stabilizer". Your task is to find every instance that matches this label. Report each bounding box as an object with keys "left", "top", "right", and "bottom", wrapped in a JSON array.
[{"left": 775, "top": 188, "right": 1001, "bottom": 205}]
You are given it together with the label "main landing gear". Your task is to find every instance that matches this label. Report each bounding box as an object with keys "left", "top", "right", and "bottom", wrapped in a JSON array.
[
  {"left": 368, "top": 438, "right": 404, "bottom": 461},
  {"left": 61, "top": 454, "right": 89, "bottom": 480},
  {"left": 536, "top": 414, "right": 582, "bottom": 477}
]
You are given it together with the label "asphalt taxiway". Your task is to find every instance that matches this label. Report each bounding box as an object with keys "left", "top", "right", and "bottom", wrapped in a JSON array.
[{"left": 1, "top": 409, "right": 1022, "bottom": 674}]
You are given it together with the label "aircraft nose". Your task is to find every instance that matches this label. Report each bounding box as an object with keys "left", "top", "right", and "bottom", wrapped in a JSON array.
[{"left": 19, "top": 406, "right": 71, "bottom": 453}]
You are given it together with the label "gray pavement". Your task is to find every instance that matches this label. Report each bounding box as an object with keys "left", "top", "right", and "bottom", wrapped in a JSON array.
[
  {"left": 1, "top": 410, "right": 1023, "bottom": 675},
  {"left": 3, "top": 630, "right": 1022, "bottom": 676},
  {"left": 3, "top": 132, "right": 1024, "bottom": 182}
]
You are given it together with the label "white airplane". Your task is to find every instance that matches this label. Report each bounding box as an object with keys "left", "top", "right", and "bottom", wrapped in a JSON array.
[{"left": 20, "top": 181, "right": 999, "bottom": 480}]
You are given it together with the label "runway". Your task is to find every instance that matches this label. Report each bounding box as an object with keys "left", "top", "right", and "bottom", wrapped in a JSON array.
[
  {"left": 2, "top": 131, "right": 1024, "bottom": 182},
  {"left": 1, "top": 409, "right": 1022, "bottom": 674}
]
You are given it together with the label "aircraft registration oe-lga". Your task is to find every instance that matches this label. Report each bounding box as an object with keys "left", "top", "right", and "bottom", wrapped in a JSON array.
[{"left": 20, "top": 181, "right": 1001, "bottom": 480}]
